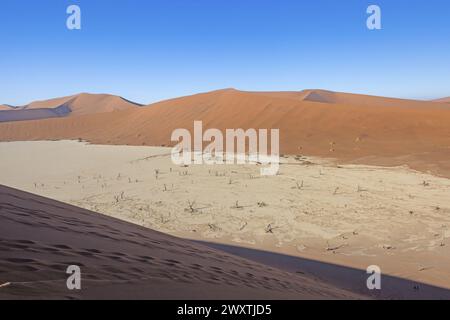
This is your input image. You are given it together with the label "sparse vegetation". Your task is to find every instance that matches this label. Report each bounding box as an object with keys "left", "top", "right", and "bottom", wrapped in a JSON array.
[
  {"left": 326, "top": 241, "right": 346, "bottom": 252},
  {"left": 357, "top": 185, "right": 367, "bottom": 192},
  {"left": 294, "top": 180, "right": 304, "bottom": 190},
  {"left": 208, "top": 224, "right": 221, "bottom": 232},
  {"left": 265, "top": 223, "right": 274, "bottom": 233},
  {"left": 239, "top": 222, "right": 247, "bottom": 231},
  {"left": 185, "top": 200, "right": 197, "bottom": 213},
  {"left": 257, "top": 201, "right": 268, "bottom": 208},
  {"left": 231, "top": 201, "right": 243, "bottom": 210}
]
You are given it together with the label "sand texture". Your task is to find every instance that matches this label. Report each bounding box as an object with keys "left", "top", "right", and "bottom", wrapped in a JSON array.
[
  {"left": 1, "top": 141, "right": 450, "bottom": 299},
  {"left": 0, "top": 183, "right": 362, "bottom": 300}
]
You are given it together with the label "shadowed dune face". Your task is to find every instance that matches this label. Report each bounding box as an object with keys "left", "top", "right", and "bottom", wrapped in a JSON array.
[
  {"left": 0, "top": 93, "right": 141, "bottom": 122},
  {"left": 0, "top": 89, "right": 450, "bottom": 176},
  {"left": 201, "top": 242, "right": 450, "bottom": 300},
  {"left": 0, "top": 185, "right": 359, "bottom": 300},
  {"left": 0, "top": 105, "right": 71, "bottom": 122}
]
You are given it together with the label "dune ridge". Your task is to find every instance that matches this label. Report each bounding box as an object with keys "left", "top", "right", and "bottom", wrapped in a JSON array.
[
  {"left": 0, "top": 184, "right": 359, "bottom": 299},
  {"left": 434, "top": 97, "right": 450, "bottom": 103},
  {"left": 0, "top": 105, "right": 16, "bottom": 111},
  {"left": 0, "top": 93, "right": 142, "bottom": 123}
]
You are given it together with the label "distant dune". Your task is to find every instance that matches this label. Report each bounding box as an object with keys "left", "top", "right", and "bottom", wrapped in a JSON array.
[
  {"left": 0, "top": 184, "right": 357, "bottom": 299},
  {"left": 0, "top": 93, "right": 141, "bottom": 122},
  {"left": 1, "top": 89, "right": 450, "bottom": 177},
  {"left": 0, "top": 104, "right": 71, "bottom": 122},
  {"left": 23, "top": 93, "right": 143, "bottom": 116},
  {"left": 434, "top": 97, "right": 450, "bottom": 103}
]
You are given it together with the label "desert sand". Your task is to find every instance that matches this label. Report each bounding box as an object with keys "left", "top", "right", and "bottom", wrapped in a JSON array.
[
  {"left": 0, "top": 184, "right": 360, "bottom": 299},
  {"left": 1, "top": 140, "right": 450, "bottom": 299},
  {"left": 1, "top": 89, "right": 450, "bottom": 178},
  {"left": 434, "top": 97, "right": 450, "bottom": 103},
  {"left": 1, "top": 89, "right": 450, "bottom": 299},
  {"left": 0, "top": 105, "right": 14, "bottom": 111}
]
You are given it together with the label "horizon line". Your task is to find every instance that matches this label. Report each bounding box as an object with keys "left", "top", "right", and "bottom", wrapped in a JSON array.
[{"left": 2, "top": 88, "right": 449, "bottom": 108}]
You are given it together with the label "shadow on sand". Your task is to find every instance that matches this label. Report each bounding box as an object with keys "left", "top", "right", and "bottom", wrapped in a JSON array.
[{"left": 196, "top": 240, "right": 450, "bottom": 300}]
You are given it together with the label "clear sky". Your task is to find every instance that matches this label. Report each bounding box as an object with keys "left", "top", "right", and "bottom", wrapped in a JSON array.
[{"left": 1, "top": 0, "right": 449, "bottom": 105}]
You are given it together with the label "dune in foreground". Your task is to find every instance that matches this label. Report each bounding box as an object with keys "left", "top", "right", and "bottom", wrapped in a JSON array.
[
  {"left": 0, "top": 184, "right": 359, "bottom": 300},
  {"left": 1, "top": 89, "right": 450, "bottom": 177},
  {"left": 2, "top": 140, "right": 450, "bottom": 299}
]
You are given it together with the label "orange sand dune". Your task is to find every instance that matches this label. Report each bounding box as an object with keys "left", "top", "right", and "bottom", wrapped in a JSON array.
[
  {"left": 0, "top": 184, "right": 357, "bottom": 299},
  {"left": 0, "top": 105, "right": 14, "bottom": 111},
  {"left": 23, "top": 93, "right": 143, "bottom": 116},
  {"left": 0, "top": 93, "right": 142, "bottom": 122},
  {"left": 434, "top": 97, "right": 450, "bottom": 103},
  {"left": 0, "top": 89, "right": 450, "bottom": 177}
]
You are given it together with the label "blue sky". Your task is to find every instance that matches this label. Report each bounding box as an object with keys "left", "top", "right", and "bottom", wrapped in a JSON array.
[{"left": 1, "top": 0, "right": 449, "bottom": 105}]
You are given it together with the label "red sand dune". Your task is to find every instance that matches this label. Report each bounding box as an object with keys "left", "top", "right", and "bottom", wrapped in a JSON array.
[
  {"left": 0, "top": 93, "right": 141, "bottom": 122},
  {"left": 1, "top": 89, "right": 450, "bottom": 177},
  {"left": 23, "top": 93, "right": 143, "bottom": 115},
  {"left": 434, "top": 97, "right": 450, "bottom": 103},
  {"left": 0, "top": 184, "right": 357, "bottom": 299}
]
